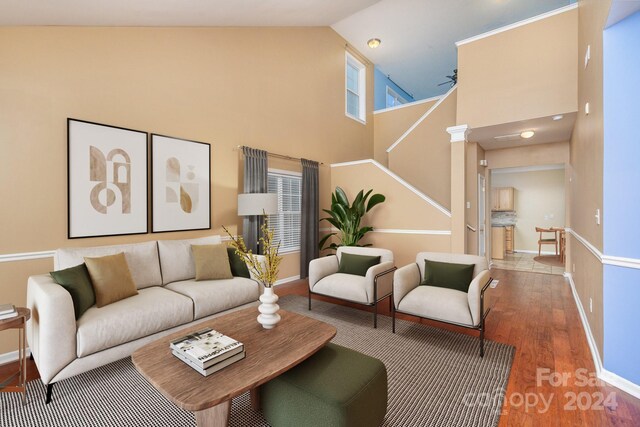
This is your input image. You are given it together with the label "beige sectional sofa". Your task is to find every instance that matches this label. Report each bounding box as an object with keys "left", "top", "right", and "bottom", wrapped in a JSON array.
[{"left": 26, "top": 235, "right": 263, "bottom": 402}]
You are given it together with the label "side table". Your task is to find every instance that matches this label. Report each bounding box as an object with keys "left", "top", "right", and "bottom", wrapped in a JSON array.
[{"left": 0, "top": 307, "right": 30, "bottom": 404}]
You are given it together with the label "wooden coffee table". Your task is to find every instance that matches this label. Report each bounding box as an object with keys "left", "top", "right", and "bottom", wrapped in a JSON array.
[{"left": 132, "top": 307, "right": 336, "bottom": 426}]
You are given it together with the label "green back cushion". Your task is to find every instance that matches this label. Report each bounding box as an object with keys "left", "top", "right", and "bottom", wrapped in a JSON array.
[
  {"left": 227, "top": 247, "right": 251, "bottom": 278},
  {"left": 50, "top": 263, "right": 96, "bottom": 320},
  {"left": 421, "top": 259, "right": 475, "bottom": 293},
  {"left": 338, "top": 253, "right": 381, "bottom": 276}
]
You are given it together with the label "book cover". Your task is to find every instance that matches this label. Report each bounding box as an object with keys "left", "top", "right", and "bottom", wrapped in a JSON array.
[
  {"left": 0, "top": 304, "right": 16, "bottom": 316},
  {"left": 0, "top": 311, "right": 19, "bottom": 321},
  {"left": 170, "top": 328, "right": 244, "bottom": 368},
  {"left": 172, "top": 349, "right": 246, "bottom": 377}
]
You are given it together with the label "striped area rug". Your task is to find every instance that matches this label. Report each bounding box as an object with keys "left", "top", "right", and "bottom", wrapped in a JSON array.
[{"left": 1, "top": 295, "right": 514, "bottom": 426}]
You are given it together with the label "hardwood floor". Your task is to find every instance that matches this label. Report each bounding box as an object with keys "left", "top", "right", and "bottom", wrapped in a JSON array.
[{"left": 2, "top": 268, "right": 639, "bottom": 426}]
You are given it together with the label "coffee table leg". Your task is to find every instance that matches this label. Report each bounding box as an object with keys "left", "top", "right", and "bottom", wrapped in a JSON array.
[
  {"left": 194, "top": 400, "right": 231, "bottom": 427},
  {"left": 250, "top": 386, "right": 261, "bottom": 411}
]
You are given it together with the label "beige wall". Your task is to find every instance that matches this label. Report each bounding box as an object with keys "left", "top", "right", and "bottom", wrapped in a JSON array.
[
  {"left": 457, "top": 8, "right": 578, "bottom": 128},
  {"left": 373, "top": 99, "right": 436, "bottom": 166},
  {"left": 387, "top": 89, "right": 457, "bottom": 210},
  {"left": 0, "top": 26, "right": 375, "bottom": 355},
  {"left": 329, "top": 161, "right": 451, "bottom": 267},
  {"left": 492, "top": 169, "right": 566, "bottom": 252},
  {"left": 485, "top": 141, "right": 570, "bottom": 170},
  {"left": 565, "top": 0, "right": 612, "bottom": 359}
]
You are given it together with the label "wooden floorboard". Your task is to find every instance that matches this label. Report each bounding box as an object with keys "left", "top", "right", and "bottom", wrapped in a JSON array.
[{"left": 1, "top": 267, "right": 638, "bottom": 426}]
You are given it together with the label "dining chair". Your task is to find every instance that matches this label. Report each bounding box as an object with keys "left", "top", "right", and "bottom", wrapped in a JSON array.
[{"left": 536, "top": 227, "right": 558, "bottom": 256}]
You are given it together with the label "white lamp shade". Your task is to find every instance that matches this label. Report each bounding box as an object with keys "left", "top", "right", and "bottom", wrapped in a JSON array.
[{"left": 238, "top": 193, "right": 278, "bottom": 216}]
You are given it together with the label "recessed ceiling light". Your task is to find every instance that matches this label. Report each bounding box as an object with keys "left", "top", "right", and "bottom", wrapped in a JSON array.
[
  {"left": 367, "top": 38, "right": 381, "bottom": 49},
  {"left": 520, "top": 131, "right": 535, "bottom": 139},
  {"left": 552, "top": 115, "right": 564, "bottom": 121}
]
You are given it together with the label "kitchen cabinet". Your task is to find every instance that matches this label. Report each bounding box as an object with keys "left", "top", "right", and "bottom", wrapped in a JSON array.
[
  {"left": 492, "top": 227, "right": 505, "bottom": 260},
  {"left": 505, "top": 225, "right": 514, "bottom": 254},
  {"left": 491, "top": 187, "right": 515, "bottom": 211}
]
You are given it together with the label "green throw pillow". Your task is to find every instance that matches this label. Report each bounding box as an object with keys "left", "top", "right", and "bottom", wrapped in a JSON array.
[
  {"left": 420, "top": 259, "right": 475, "bottom": 293},
  {"left": 227, "top": 247, "right": 251, "bottom": 278},
  {"left": 338, "top": 253, "right": 381, "bottom": 277},
  {"left": 50, "top": 263, "right": 96, "bottom": 320}
]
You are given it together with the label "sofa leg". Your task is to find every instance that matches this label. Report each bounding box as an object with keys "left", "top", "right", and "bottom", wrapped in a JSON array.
[
  {"left": 45, "top": 383, "right": 55, "bottom": 404},
  {"left": 392, "top": 305, "right": 396, "bottom": 333},
  {"left": 479, "top": 319, "right": 485, "bottom": 358},
  {"left": 308, "top": 289, "right": 311, "bottom": 311},
  {"left": 373, "top": 303, "right": 377, "bottom": 329},
  {"left": 29, "top": 352, "right": 34, "bottom": 361}
]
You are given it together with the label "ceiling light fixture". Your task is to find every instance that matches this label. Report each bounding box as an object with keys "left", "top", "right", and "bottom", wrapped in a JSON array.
[
  {"left": 520, "top": 131, "right": 535, "bottom": 139},
  {"left": 367, "top": 38, "right": 381, "bottom": 49},
  {"left": 552, "top": 115, "right": 564, "bottom": 121}
]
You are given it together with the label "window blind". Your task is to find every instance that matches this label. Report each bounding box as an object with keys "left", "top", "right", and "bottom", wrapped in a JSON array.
[{"left": 267, "top": 171, "right": 302, "bottom": 253}]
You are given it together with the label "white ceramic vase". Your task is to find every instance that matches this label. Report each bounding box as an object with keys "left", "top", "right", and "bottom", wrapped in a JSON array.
[{"left": 257, "top": 286, "right": 281, "bottom": 329}]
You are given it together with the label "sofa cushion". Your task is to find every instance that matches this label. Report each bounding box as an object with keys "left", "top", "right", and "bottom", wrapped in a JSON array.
[
  {"left": 49, "top": 263, "right": 96, "bottom": 320},
  {"left": 84, "top": 253, "right": 139, "bottom": 308},
  {"left": 192, "top": 244, "right": 233, "bottom": 281},
  {"left": 76, "top": 286, "right": 193, "bottom": 357},
  {"left": 420, "top": 259, "right": 475, "bottom": 293},
  {"left": 398, "top": 286, "right": 473, "bottom": 326},
  {"left": 338, "top": 253, "right": 380, "bottom": 277},
  {"left": 165, "top": 277, "right": 260, "bottom": 320},
  {"left": 157, "top": 236, "right": 222, "bottom": 285},
  {"left": 313, "top": 273, "right": 369, "bottom": 304},
  {"left": 55, "top": 241, "right": 161, "bottom": 289},
  {"left": 227, "top": 247, "right": 251, "bottom": 278}
]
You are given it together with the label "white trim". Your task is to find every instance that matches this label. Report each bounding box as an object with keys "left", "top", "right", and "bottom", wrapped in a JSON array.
[
  {"left": 386, "top": 85, "right": 457, "bottom": 153},
  {"left": 0, "top": 348, "right": 31, "bottom": 366},
  {"left": 564, "top": 272, "right": 603, "bottom": 373},
  {"left": 374, "top": 95, "right": 442, "bottom": 115},
  {"left": 491, "top": 164, "right": 565, "bottom": 174},
  {"left": 565, "top": 228, "right": 603, "bottom": 262},
  {"left": 602, "top": 254, "right": 640, "bottom": 270},
  {"left": 455, "top": 3, "right": 578, "bottom": 47},
  {"left": 446, "top": 124, "right": 470, "bottom": 143},
  {"left": 514, "top": 249, "right": 559, "bottom": 256},
  {"left": 600, "top": 368, "right": 640, "bottom": 400},
  {"left": 0, "top": 250, "right": 55, "bottom": 263},
  {"left": 330, "top": 159, "right": 451, "bottom": 217},
  {"left": 274, "top": 275, "right": 300, "bottom": 286},
  {"left": 345, "top": 51, "right": 366, "bottom": 124},
  {"left": 564, "top": 272, "right": 640, "bottom": 398}
]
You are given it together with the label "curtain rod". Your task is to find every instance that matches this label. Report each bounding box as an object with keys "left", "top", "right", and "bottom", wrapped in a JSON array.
[{"left": 236, "top": 145, "right": 323, "bottom": 165}]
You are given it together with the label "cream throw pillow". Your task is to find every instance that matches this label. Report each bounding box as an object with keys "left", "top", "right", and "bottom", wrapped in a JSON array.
[
  {"left": 84, "top": 252, "right": 138, "bottom": 307},
  {"left": 192, "top": 244, "right": 233, "bottom": 281}
]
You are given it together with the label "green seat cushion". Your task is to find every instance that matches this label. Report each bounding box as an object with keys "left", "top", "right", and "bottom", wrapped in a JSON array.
[
  {"left": 227, "top": 247, "right": 251, "bottom": 278},
  {"left": 420, "top": 259, "right": 475, "bottom": 293},
  {"left": 50, "top": 263, "right": 96, "bottom": 320},
  {"left": 337, "top": 253, "right": 381, "bottom": 277},
  {"left": 261, "top": 343, "right": 387, "bottom": 427}
]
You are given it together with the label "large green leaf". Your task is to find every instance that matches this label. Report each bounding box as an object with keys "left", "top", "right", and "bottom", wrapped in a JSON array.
[
  {"left": 335, "top": 187, "right": 349, "bottom": 207},
  {"left": 332, "top": 203, "right": 348, "bottom": 222},
  {"left": 366, "top": 194, "right": 386, "bottom": 212},
  {"left": 318, "top": 233, "right": 336, "bottom": 250}
]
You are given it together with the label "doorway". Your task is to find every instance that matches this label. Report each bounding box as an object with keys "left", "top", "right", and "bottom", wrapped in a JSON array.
[{"left": 478, "top": 173, "right": 486, "bottom": 257}]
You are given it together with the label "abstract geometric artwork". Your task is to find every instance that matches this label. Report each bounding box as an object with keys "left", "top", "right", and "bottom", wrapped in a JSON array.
[
  {"left": 151, "top": 134, "right": 211, "bottom": 233},
  {"left": 68, "top": 119, "right": 148, "bottom": 238}
]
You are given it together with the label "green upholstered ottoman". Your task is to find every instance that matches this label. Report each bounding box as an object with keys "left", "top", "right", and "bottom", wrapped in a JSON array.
[{"left": 261, "top": 343, "right": 387, "bottom": 427}]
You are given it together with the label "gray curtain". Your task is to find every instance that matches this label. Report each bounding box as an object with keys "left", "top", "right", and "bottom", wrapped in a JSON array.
[
  {"left": 300, "top": 159, "right": 319, "bottom": 278},
  {"left": 242, "top": 147, "right": 268, "bottom": 254}
]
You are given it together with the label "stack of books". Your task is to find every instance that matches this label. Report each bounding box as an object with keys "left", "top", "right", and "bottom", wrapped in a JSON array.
[
  {"left": 0, "top": 304, "right": 18, "bottom": 321},
  {"left": 170, "top": 328, "right": 245, "bottom": 376}
]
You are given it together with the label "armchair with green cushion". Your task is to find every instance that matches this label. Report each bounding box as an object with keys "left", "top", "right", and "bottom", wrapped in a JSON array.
[
  {"left": 308, "top": 247, "right": 396, "bottom": 328},
  {"left": 393, "top": 252, "right": 492, "bottom": 356}
]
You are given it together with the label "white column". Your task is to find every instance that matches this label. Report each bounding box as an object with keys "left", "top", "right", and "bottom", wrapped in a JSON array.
[{"left": 447, "top": 125, "right": 470, "bottom": 254}]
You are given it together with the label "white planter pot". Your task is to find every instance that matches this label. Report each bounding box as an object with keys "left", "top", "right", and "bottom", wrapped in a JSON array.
[{"left": 257, "top": 287, "right": 281, "bottom": 329}]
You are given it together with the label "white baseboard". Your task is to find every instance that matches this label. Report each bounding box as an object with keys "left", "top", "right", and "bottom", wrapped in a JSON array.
[
  {"left": 0, "top": 347, "right": 31, "bottom": 366},
  {"left": 564, "top": 272, "right": 640, "bottom": 399},
  {"left": 515, "top": 249, "right": 558, "bottom": 255},
  {"left": 274, "top": 275, "right": 301, "bottom": 286}
]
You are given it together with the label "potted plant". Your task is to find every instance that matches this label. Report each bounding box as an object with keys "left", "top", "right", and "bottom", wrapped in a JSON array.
[
  {"left": 319, "top": 187, "right": 385, "bottom": 251},
  {"left": 223, "top": 216, "right": 282, "bottom": 329}
]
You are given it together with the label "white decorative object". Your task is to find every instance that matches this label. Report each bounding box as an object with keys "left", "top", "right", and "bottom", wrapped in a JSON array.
[{"left": 257, "top": 287, "right": 281, "bottom": 329}]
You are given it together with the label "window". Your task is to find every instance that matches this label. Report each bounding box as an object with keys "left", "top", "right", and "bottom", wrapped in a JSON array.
[
  {"left": 267, "top": 170, "right": 302, "bottom": 253},
  {"left": 345, "top": 52, "right": 366, "bottom": 123},
  {"left": 386, "top": 86, "right": 408, "bottom": 108}
]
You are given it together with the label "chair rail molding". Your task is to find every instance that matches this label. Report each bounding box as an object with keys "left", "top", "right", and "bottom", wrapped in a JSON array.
[{"left": 0, "top": 250, "right": 55, "bottom": 263}]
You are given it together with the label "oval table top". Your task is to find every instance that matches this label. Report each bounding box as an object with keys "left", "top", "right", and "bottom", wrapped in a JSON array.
[{"left": 0, "top": 307, "right": 30, "bottom": 331}]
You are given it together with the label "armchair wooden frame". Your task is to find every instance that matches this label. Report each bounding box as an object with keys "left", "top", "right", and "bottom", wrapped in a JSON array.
[
  {"left": 392, "top": 274, "right": 493, "bottom": 357},
  {"left": 309, "top": 267, "right": 397, "bottom": 329}
]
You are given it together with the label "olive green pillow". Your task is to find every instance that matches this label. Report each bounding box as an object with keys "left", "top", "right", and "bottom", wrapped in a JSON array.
[
  {"left": 84, "top": 253, "right": 138, "bottom": 307},
  {"left": 50, "top": 263, "right": 96, "bottom": 319},
  {"left": 192, "top": 244, "right": 234, "bottom": 281},
  {"left": 421, "top": 259, "right": 475, "bottom": 293},
  {"left": 227, "top": 247, "right": 251, "bottom": 278},
  {"left": 338, "top": 253, "right": 381, "bottom": 277}
]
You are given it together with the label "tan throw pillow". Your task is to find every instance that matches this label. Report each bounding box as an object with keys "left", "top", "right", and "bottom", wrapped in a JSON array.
[
  {"left": 192, "top": 244, "right": 233, "bottom": 281},
  {"left": 84, "top": 253, "right": 138, "bottom": 307}
]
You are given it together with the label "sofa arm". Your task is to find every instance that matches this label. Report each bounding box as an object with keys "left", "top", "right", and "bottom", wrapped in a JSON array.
[
  {"left": 308, "top": 255, "right": 339, "bottom": 290},
  {"left": 393, "top": 263, "right": 421, "bottom": 308},
  {"left": 365, "top": 261, "right": 396, "bottom": 303},
  {"left": 27, "top": 274, "right": 77, "bottom": 385},
  {"left": 467, "top": 270, "right": 492, "bottom": 326}
]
